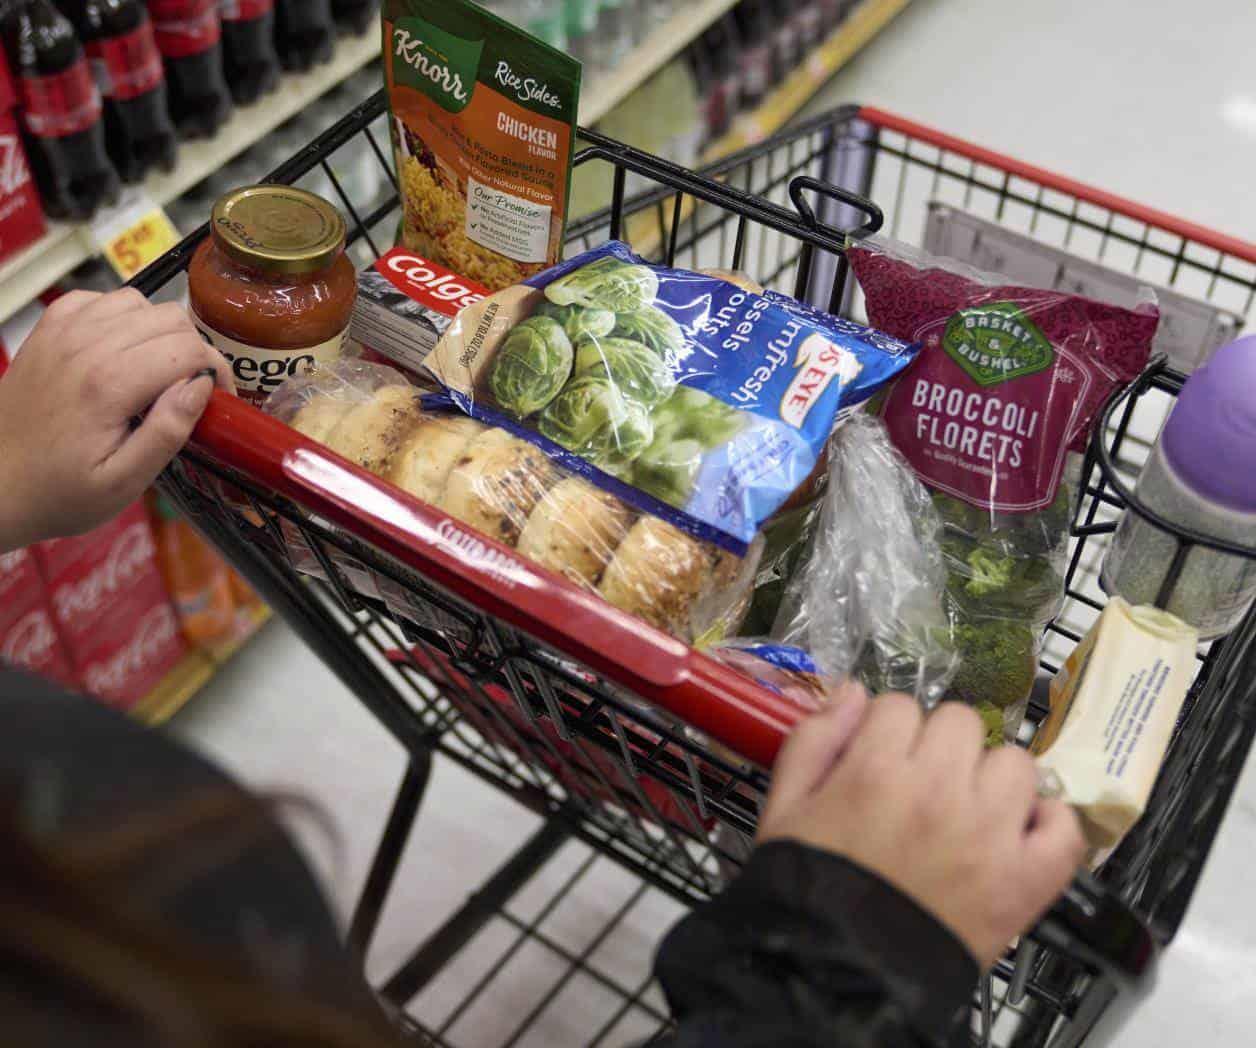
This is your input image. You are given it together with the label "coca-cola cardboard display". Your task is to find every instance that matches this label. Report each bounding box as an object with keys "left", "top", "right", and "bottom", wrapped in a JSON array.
[
  {"left": 0, "top": 547, "right": 76, "bottom": 687},
  {"left": 36, "top": 501, "right": 162, "bottom": 659},
  {"left": 75, "top": 591, "right": 185, "bottom": 709},
  {"left": 34, "top": 500, "right": 187, "bottom": 707},
  {"left": 0, "top": 544, "right": 40, "bottom": 604},
  {"left": 0, "top": 48, "right": 46, "bottom": 264}
]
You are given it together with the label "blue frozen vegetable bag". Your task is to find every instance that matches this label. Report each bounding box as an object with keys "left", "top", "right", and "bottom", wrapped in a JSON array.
[{"left": 423, "top": 241, "right": 919, "bottom": 553}]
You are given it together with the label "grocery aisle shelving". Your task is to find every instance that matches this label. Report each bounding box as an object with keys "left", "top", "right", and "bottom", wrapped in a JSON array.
[
  {"left": 0, "top": 4, "right": 750, "bottom": 326},
  {"left": 578, "top": 0, "right": 739, "bottom": 124},
  {"left": 0, "top": 32, "right": 383, "bottom": 326},
  {"left": 628, "top": 0, "right": 912, "bottom": 254},
  {"left": 703, "top": 0, "right": 912, "bottom": 158}
]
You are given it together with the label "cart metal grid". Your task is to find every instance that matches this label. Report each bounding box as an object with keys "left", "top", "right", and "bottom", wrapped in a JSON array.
[{"left": 134, "top": 90, "right": 1256, "bottom": 1048}]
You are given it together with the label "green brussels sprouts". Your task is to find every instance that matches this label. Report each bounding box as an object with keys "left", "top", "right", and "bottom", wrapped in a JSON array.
[
  {"left": 535, "top": 301, "right": 617, "bottom": 344},
  {"left": 633, "top": 434, "right": 703, "bottom": 507},
  {"left": 488, "top": 315, "right": 574, "bottom": 417},
  {"left": 545, "top": 257, "right": 659, "bottom": 313},
  {"left": 611, "top": 306, "right": 686, "bottom": 363},
  {"left": 651, "top": 386, "right": 746, "bottom": 450},
  {"left": 573, "top": 336, "right": 677, "bottom": 409},
  {"left": 538, "top": 374, "right": 653, "bottom": 470}
]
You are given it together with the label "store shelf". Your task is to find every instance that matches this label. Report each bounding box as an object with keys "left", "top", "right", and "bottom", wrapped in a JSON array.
[
  {"left": 703, "top": 0, "right": 912, "bottom": 159},
  {"left": 628, "top": 0, "right": 912, "bottom": 255},
  {"left": 131, "top": 605, "right": 273, "bottom": 726},
  {"left": 578, "top": 0, "right": 739, "bottom": 125},
  {"left": 0, "top": 33, "right": 381, "bottom": 325}
]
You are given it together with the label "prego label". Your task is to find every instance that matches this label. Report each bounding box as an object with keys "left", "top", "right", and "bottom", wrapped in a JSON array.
[{"left": 192, "top": 312, "right": 347, "bottom": 404}]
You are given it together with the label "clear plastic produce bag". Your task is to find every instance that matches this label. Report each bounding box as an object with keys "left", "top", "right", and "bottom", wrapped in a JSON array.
[{"left": 772, "top": 413, "right": 957, "bottom": 707}]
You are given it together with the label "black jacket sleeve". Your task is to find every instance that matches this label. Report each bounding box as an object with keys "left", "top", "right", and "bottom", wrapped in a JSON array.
[{"left": 651, "top": 840, "right": 976, "bottom": 1047}]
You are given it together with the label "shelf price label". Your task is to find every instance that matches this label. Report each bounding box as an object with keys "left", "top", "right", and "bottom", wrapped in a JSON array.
[{"left": 89, "top": 188, "right": 182, "bottom": 282}]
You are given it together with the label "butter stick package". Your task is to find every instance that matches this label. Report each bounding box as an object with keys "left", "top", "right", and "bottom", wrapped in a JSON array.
[{"left": 1032, "top": 598, "right": 1198, "bottom": 849}]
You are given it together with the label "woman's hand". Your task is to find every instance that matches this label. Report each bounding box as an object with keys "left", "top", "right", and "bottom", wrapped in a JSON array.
[
  {"left": 758, "top": 687, "right": 1085, "bottom": 969},
  {"left": 0, "top": 289, "right": 233, "bottom": 552}
]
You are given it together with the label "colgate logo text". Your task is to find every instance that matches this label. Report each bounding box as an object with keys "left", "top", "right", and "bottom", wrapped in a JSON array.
[{"left": 381, "top": 249, "right": 486, "bottom": 311}]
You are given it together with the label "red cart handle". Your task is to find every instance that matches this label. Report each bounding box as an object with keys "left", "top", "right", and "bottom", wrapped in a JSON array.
[{"left": 190, "top": 391, "right": 806, "bottom": 769}]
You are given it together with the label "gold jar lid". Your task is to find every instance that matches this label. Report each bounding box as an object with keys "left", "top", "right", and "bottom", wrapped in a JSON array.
[{"left": 210, "top": 185, "right": 346, "bottom": 276}]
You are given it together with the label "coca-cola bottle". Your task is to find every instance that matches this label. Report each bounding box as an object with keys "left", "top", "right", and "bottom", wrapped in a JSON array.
[
  {"left": 70, "top": 0, "right": 176, "bottom": 182},
  {"left": 2, "top": 0, "right": 119, "bottom": 219},
  {"left": 272, "top": 0, "right": 333, "bottom": 72},
  {"left": 218, "top": 0, "right": 278, "bottom": 105},
  {"left": 146, "top": 0, "right": 232, "bottom": 139},
  {"left": 732, "top": 0, "right": 774, "bottom": 109},
  {"left": 330, "top": 0, "right": 375, "bottom": 36}
]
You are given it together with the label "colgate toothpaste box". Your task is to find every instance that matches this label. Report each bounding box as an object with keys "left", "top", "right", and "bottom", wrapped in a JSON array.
[
  {"left": 350, "top": 248, "right": 488, "bottom": 383},
  {"left": 0, "top": 547, "right": 76, "bottom": 687},
  {"left": 75, "top": 594, "right": 185, "bottom": 711}
]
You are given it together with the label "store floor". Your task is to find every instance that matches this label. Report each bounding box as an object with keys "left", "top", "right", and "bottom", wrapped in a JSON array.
[{"left": 171, "top": 1, "right": 1256, "bottom": 1044}]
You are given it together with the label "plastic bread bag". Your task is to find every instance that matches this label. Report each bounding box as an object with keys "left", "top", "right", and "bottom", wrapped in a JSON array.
[
  {"left": 847, "top": 236, "right": 1158, "bottom": 735},
  {"left": 706, "top": 639, "right": 830, "bottom": 715},
  {"left": 772, "top": 412, "right": 957, "bottom": 707},
  {"left": 266, "top": 363, "right": 758, "bottom": 644},
  {"left": 423, "top": 240, "right": 919, "bottom": 559},
  {"left": 265, "top": 359, "right": 425, "bottom": 602}
]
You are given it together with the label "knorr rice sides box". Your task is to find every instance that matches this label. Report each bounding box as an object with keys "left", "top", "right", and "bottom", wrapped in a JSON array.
[{"left": 382, "top": 0, "right": 580, "bottom": 291}]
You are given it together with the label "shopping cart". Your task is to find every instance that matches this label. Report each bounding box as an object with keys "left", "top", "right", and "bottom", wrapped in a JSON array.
[{"left": 134, "top": 91, "right": 1256, "bottom": 1047}]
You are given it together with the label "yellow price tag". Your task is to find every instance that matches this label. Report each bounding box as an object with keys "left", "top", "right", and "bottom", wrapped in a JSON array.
[{"left": 100, "top": 208, "right": 181, "bottom": 281}]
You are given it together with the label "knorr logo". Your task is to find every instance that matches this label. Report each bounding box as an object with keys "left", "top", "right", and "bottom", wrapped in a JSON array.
[
  {"left": 942, "top": 302, "right": 1054, "bottom": 387},
  {"left": 392, "top": 16, "right": 482, "bottom": 114}
]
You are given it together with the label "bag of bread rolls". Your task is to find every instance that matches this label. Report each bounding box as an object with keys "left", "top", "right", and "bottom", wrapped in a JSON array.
[
  {"left": 265, "top": 359, "right": 762, "bottom": 644},
  {"left": 266, "top": 360, "right": 425, "bottom": 602}
]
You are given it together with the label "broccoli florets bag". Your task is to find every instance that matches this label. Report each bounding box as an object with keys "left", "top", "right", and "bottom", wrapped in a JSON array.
[{"left": 848, "top": 237, "right": 1158, "bottom": 738}]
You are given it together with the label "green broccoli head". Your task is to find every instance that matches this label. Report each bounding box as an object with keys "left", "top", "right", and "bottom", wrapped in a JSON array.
[
  {"left": 966, "top": 547, "right": 1015, "bottom": 597},
  {"left": 975, "top": 702, "right": 1006, "bottom": 747},
  {"left": 944, "top": 614, "right": 1037, "bottom": 710},
  {"left": 947, "top": 539, "right": 1063, "bottom": 621}
]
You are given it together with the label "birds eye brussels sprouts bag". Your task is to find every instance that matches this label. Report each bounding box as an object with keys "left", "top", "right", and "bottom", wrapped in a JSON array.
[
  {"left": 847, "top": 237, "right": 1158, "bottom": 738},
  {"left": 425, "top": 241, "right": 919, "bottom": 559}
]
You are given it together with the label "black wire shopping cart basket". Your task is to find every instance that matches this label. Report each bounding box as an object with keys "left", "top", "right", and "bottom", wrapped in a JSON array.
[{"left": 134, "top": 92, "right": 1256, "bottom": 1047}]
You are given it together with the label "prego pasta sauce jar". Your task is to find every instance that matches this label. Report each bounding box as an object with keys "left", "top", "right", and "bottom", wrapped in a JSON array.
[{"left": 189, "top": 185, "right": 355, "bottom": 405}]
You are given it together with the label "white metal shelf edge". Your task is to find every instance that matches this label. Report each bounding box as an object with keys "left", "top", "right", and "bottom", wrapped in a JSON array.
[
  {"left": 577, "top": 0, "right": 738, "bottom": 125},
  {"left": 0, "top": 32, "right": 382, "bottom": 325}
]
